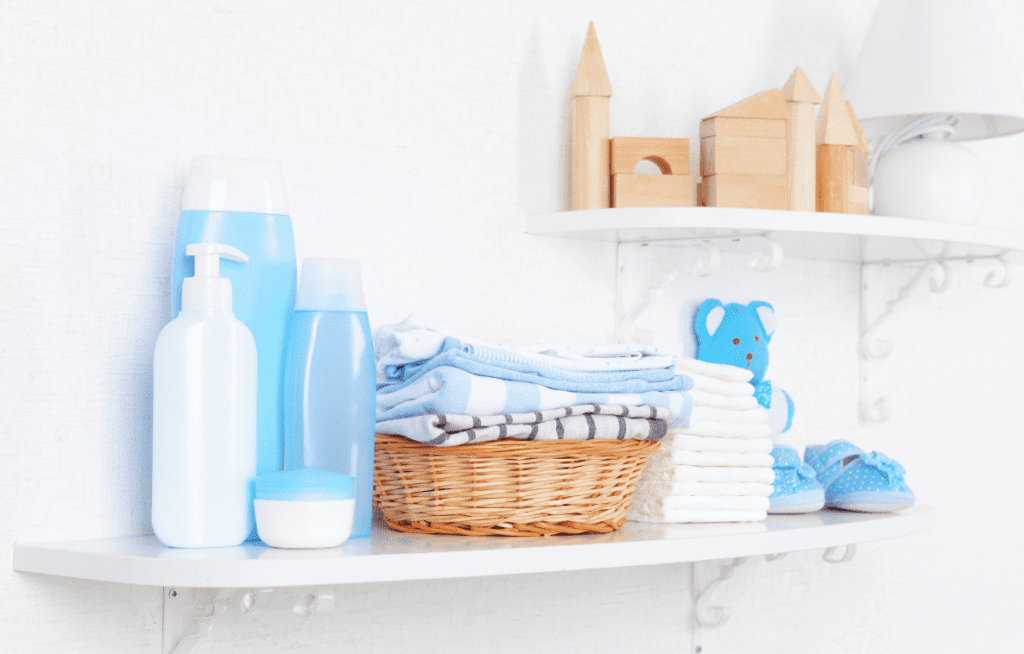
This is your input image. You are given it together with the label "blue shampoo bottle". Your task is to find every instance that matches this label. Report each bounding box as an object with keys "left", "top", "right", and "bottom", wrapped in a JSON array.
[
  {"left": 171, "top": 156, "right": 297, "bottom": 477},
  {"left": 283, "top": 258, "right": 376, "bottom": 538}
]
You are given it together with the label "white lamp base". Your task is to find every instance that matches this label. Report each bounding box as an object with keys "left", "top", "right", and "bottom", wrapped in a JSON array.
[{"left": 872, "top": 135, "right": 985, "bottom": 224}]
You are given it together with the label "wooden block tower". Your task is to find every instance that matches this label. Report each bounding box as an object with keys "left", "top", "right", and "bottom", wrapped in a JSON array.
[
  {"left": 698, "top": 89, "right": 788, "bottom": 209},
  {"left": 848, "top": 101, "right": 870, "bottom": 214},
  {"left": 610, "top": 137, "right": 693, "bottom": 207},
  {"left": 781, "top": 67, "right": 823, "bottom": 212},
  {"left": 816, "top": 73, "right": 858, "bottom": 214},
  {"left": 569, "top": 22, "right": 613, "bottom": 211}
]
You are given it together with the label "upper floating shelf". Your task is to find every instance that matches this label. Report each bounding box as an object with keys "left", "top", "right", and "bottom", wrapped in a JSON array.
[
  {"left": 527, "top": 207, "right": 1024, "bottom": 263},
  {"left": 13, "top": 506, "right": 934, "bottom": 589}
]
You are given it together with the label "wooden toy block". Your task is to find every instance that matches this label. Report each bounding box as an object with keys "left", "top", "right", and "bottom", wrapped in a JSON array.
[
  {"left": 569, "top": 22, "right": 613, "bottom": 211},
  {"left": 706, "top": 88, "right": 788, "bottom": 120},
  {"left": 612, "top": 173, "right": 694, "bottom": 208},
  {"left": 697, "top": 179, "right": 707, "bottom": 207},
  {"left": 700, "top": 136, "right": 787, "bottom": 177},
  {"left": 700, "top": 174, "right": 786, "bottom": 210},
  {"left": 816, "top": 73, "right": 858, "bottom": 146},
  {"left": 848, "top": 184, "right": 868, "bottom": 214},
  {"left": 854, "top": 150, "right": 870, "bottom": 187},
  {"left": 610, "top": 137, "right": 689, "bottom": 175},
  {"left": 782, "top": 66, "right": 823, "bottom": 212},
  {"left": 699, "top": 117, "right": 786, "bottom": 139},
  {"left": 817, "top": 144, "right": 850, "bottom": 213}
]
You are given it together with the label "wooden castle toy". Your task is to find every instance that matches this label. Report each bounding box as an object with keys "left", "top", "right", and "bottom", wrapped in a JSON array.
[
  {"left": 567, "top": 24, "right": 870, "bottom": 216},
  {"left": 569, "top": 23, "right": 693, "bottom": 210},
  {"left": 698, "top": 89, "right": 788, "bottom": 210}
]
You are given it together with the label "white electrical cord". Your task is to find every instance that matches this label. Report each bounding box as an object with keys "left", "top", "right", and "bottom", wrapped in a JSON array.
[{"left": 867, "top": 113, "right": 959, "bottom": 212}]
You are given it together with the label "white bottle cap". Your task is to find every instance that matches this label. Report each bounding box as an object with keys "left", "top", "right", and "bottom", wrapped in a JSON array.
[
  {"left": 181, "top": 155, "right": 290, "bottom": 215},
  {"left": 294, "top": 258, "right": 367, "bottom": 312},
  {"left": 182, "top": 243, "right": 249, "bottom": 311}
]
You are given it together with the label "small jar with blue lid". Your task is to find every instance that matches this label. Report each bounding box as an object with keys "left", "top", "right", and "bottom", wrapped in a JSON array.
[{"left": 253, "top": 469, "right": 355, "bottom": 548}]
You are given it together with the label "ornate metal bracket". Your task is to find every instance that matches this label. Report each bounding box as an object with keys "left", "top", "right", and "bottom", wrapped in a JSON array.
[
  {"left": 860, "top": 246, "right": 1011, "bottom": 422},
  {"left": 163, "top": 587, "right": 335, "bottom": 654},
  {"left": 617, "top": 234, "right": 783, "bottom": 343}
]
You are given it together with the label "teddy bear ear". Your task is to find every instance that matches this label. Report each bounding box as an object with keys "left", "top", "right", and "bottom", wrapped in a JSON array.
[
  {"left": 694, "top": 298, "right": 726, "bottom": 342},
  {"left": 748, "top": 301, "right": 776, "bottom": 341}
]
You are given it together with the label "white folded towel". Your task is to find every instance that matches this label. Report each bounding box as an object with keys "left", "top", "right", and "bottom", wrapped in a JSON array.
[
  {"left": 674, "top": 422, "right": 771, "bottom": 439},
  {"left": 627, "top": 508, "right": 767, "bottom": 523},
  {"left": 658, "top": 464, "right": 776, "bottom": 484},
  {"left": 670, "top": 450, "right": 775, "bottom": 467},
  {"left": 689, "top": 376, "right": 755, "bottom": 397},
  {"left": 690, "top": 406, "right": 770, "bottom": 426},
  {"left": 671, "top": 434, "right": 773, "bottom": 454},
  {"left": 632, "top": 493, "right": 769, "bottom": 512},
  {"left": 689, "top": 390, "right": 761, "bottom": 410},
  {"left": 674, "top": 358, "right": 753, "bottom": 383},
  {"left": 655, "top": 481, "right": 775, "bottom": 497}
]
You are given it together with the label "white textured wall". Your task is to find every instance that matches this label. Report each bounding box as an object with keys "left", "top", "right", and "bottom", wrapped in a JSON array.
[{"left": 2, "top": 0, "right": 1023, "bottom": 652}]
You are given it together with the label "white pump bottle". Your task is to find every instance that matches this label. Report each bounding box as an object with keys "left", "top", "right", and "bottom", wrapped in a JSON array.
[{"left": 152, "top": 243, "right": 258, "bottom": 548}]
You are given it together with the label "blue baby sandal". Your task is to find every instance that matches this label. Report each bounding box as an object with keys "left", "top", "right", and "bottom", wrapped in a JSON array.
[
  {"left": 768, "top": 444, "right": 825, "bottom": 514},
  {"left": 804, "top": 440, "right": 915, "bottom": 512}
]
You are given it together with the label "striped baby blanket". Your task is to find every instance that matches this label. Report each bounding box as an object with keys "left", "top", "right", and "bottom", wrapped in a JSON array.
[{"left": 375, "top": 404, "right": 669, "bottom": 446}]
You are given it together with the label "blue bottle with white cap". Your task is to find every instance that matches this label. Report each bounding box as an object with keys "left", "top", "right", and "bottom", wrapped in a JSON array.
[
  {"left": 171, "top": 156, "right": 297, "bottom": 478},
  {"left": 283, "top": 258, "right": 376, "bottom": 538}
]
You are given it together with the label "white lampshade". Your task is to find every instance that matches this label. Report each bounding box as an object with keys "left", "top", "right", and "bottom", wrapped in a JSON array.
[{"left": 843, "top": 0, "right": 1024, "bottom": 141}]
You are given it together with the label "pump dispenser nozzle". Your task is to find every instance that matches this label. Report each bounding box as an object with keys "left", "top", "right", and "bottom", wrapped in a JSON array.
[{"left": 183, "top": 243, "right": 249, "bottom": 312}]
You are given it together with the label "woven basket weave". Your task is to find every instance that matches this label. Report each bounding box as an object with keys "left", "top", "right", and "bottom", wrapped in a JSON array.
[{"left": 374, "top": 434, "right": 661, "bottom": 537}]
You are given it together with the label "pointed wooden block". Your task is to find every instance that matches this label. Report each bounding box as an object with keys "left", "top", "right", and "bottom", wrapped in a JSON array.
[
  {"left": 848, "top": 101, "right": 870, "bottom": 152},
  {"left": 610, "top": 137, "right": 689, "bottom": 175},
  {"left": 782, "top": 66, "right": 823, "bottom": 104},
  {"left": 570, "top": 97, "right": 610, "bottom": 210},
  {"left": 700, "top": 117, "right": 786, "bottom": 139},
  {"left": 570, "top": 22, "right": 613, "bottom": 98},
  {"left": 817, "top": 143, "right": 850, "bottom": 213},
  {"left": 707, "top": 88, "right": 787, "bottom": 120},
  {"left": 700, "top": 136, "right": 787, "bottom": 177},
  {"left": 816, "top": 73, "right": 857, "bottom": 146},
  {"left": 612, "top": 174, "right": 694, "bottom": 208},
  {"left": 701, "top": 174, "right": 787, "bottom": 210}
]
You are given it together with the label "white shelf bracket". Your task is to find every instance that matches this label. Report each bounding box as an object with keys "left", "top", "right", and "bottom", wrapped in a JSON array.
[
  {"left": 823, "top": 544, "right": 857, "bottom": 564},
  {"left": 859, "top": 246, "right": 1011, "bottom": 422},
  {"left": 692, "top": 557, "right": 748, "bottom": 629},
  {"left": 617, "top": 234, "right": 783, "bottom": 343},
  {"left": 163, "top": 586, "right": 335, "bottom": 654}
]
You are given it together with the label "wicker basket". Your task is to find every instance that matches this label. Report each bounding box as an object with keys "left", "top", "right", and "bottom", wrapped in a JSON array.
[{"left": 373, "top": 434, "right": 661, "bottom": 537}]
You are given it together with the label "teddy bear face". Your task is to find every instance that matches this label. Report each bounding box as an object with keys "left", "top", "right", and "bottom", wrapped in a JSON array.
[{"left": 693, "top": 299, "right": 776, "bottom": 384}]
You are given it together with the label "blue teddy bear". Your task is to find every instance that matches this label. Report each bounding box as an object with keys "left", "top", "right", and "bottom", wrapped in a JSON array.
[{"left": 693, "top": 299, "right": 794, "bottom": 436}]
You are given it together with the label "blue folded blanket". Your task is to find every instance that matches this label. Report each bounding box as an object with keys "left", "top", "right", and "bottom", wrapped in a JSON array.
[{"left": 377, "top": 366, "right": 693, "bottom": 425}]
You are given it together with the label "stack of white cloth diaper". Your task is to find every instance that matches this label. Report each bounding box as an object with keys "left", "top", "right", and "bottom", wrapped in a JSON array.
[{"left": 627, "top": 358, "right": 775, "bottom": 523}]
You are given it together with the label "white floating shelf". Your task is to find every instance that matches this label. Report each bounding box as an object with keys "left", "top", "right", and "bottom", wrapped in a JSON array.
[
  {"left": 13, "top": 506, "right": 934, "bottom": 589},
  {"left": 527, "top": 207, "right": 1024, "bottom": 263}
]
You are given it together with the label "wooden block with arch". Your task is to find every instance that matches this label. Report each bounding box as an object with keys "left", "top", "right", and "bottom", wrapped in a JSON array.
[{"left": 610, "top": 136, "right": 693, "bottom": 208}]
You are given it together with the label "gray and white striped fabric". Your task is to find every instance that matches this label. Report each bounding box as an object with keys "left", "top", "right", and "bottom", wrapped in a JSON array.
[{"left": 375, "top": 404, "right": 669, "bottom": 446}]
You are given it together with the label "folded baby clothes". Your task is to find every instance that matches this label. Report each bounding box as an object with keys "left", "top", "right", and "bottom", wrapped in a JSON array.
[
  {"left": 375, "top": 315, "right": 678, "bottom": 377},
  {"left": 672, "top": 434, "right": 773, "bottom": 454},
  {"left": 375, "top": 366, "right": 693, "bottom": 424},
  {"left": 660, "top": 481, "right": 775, "bottom": 497},
  {"left": 664, "top": 464, "right": 776, "bottom": 484},
  {"left": 688, "top": 390, "right": 761, "bottom": 410},
  {"left": 688, "top": 375, "right": 755, "bottom": 397},
  {"left": 672, "top": 422, "right": 772, "bottom": 439},
  {"left": 635, "top": 494, "right": 769, "bottom": 512},
  {"left": 689, "top": 406, "right": 770, "bottom": 426},
  {"left": 375, "top": 404, "right": 669, "bottom": 446},
  {"left": 670, "top": 450, "right": 776, "bottom": 467},
  {"left": 379, "top": 341, "right": 689, "bottom": 393},
  {"left": 674, "top": 357, "right": 754, "bottom": 383}
]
